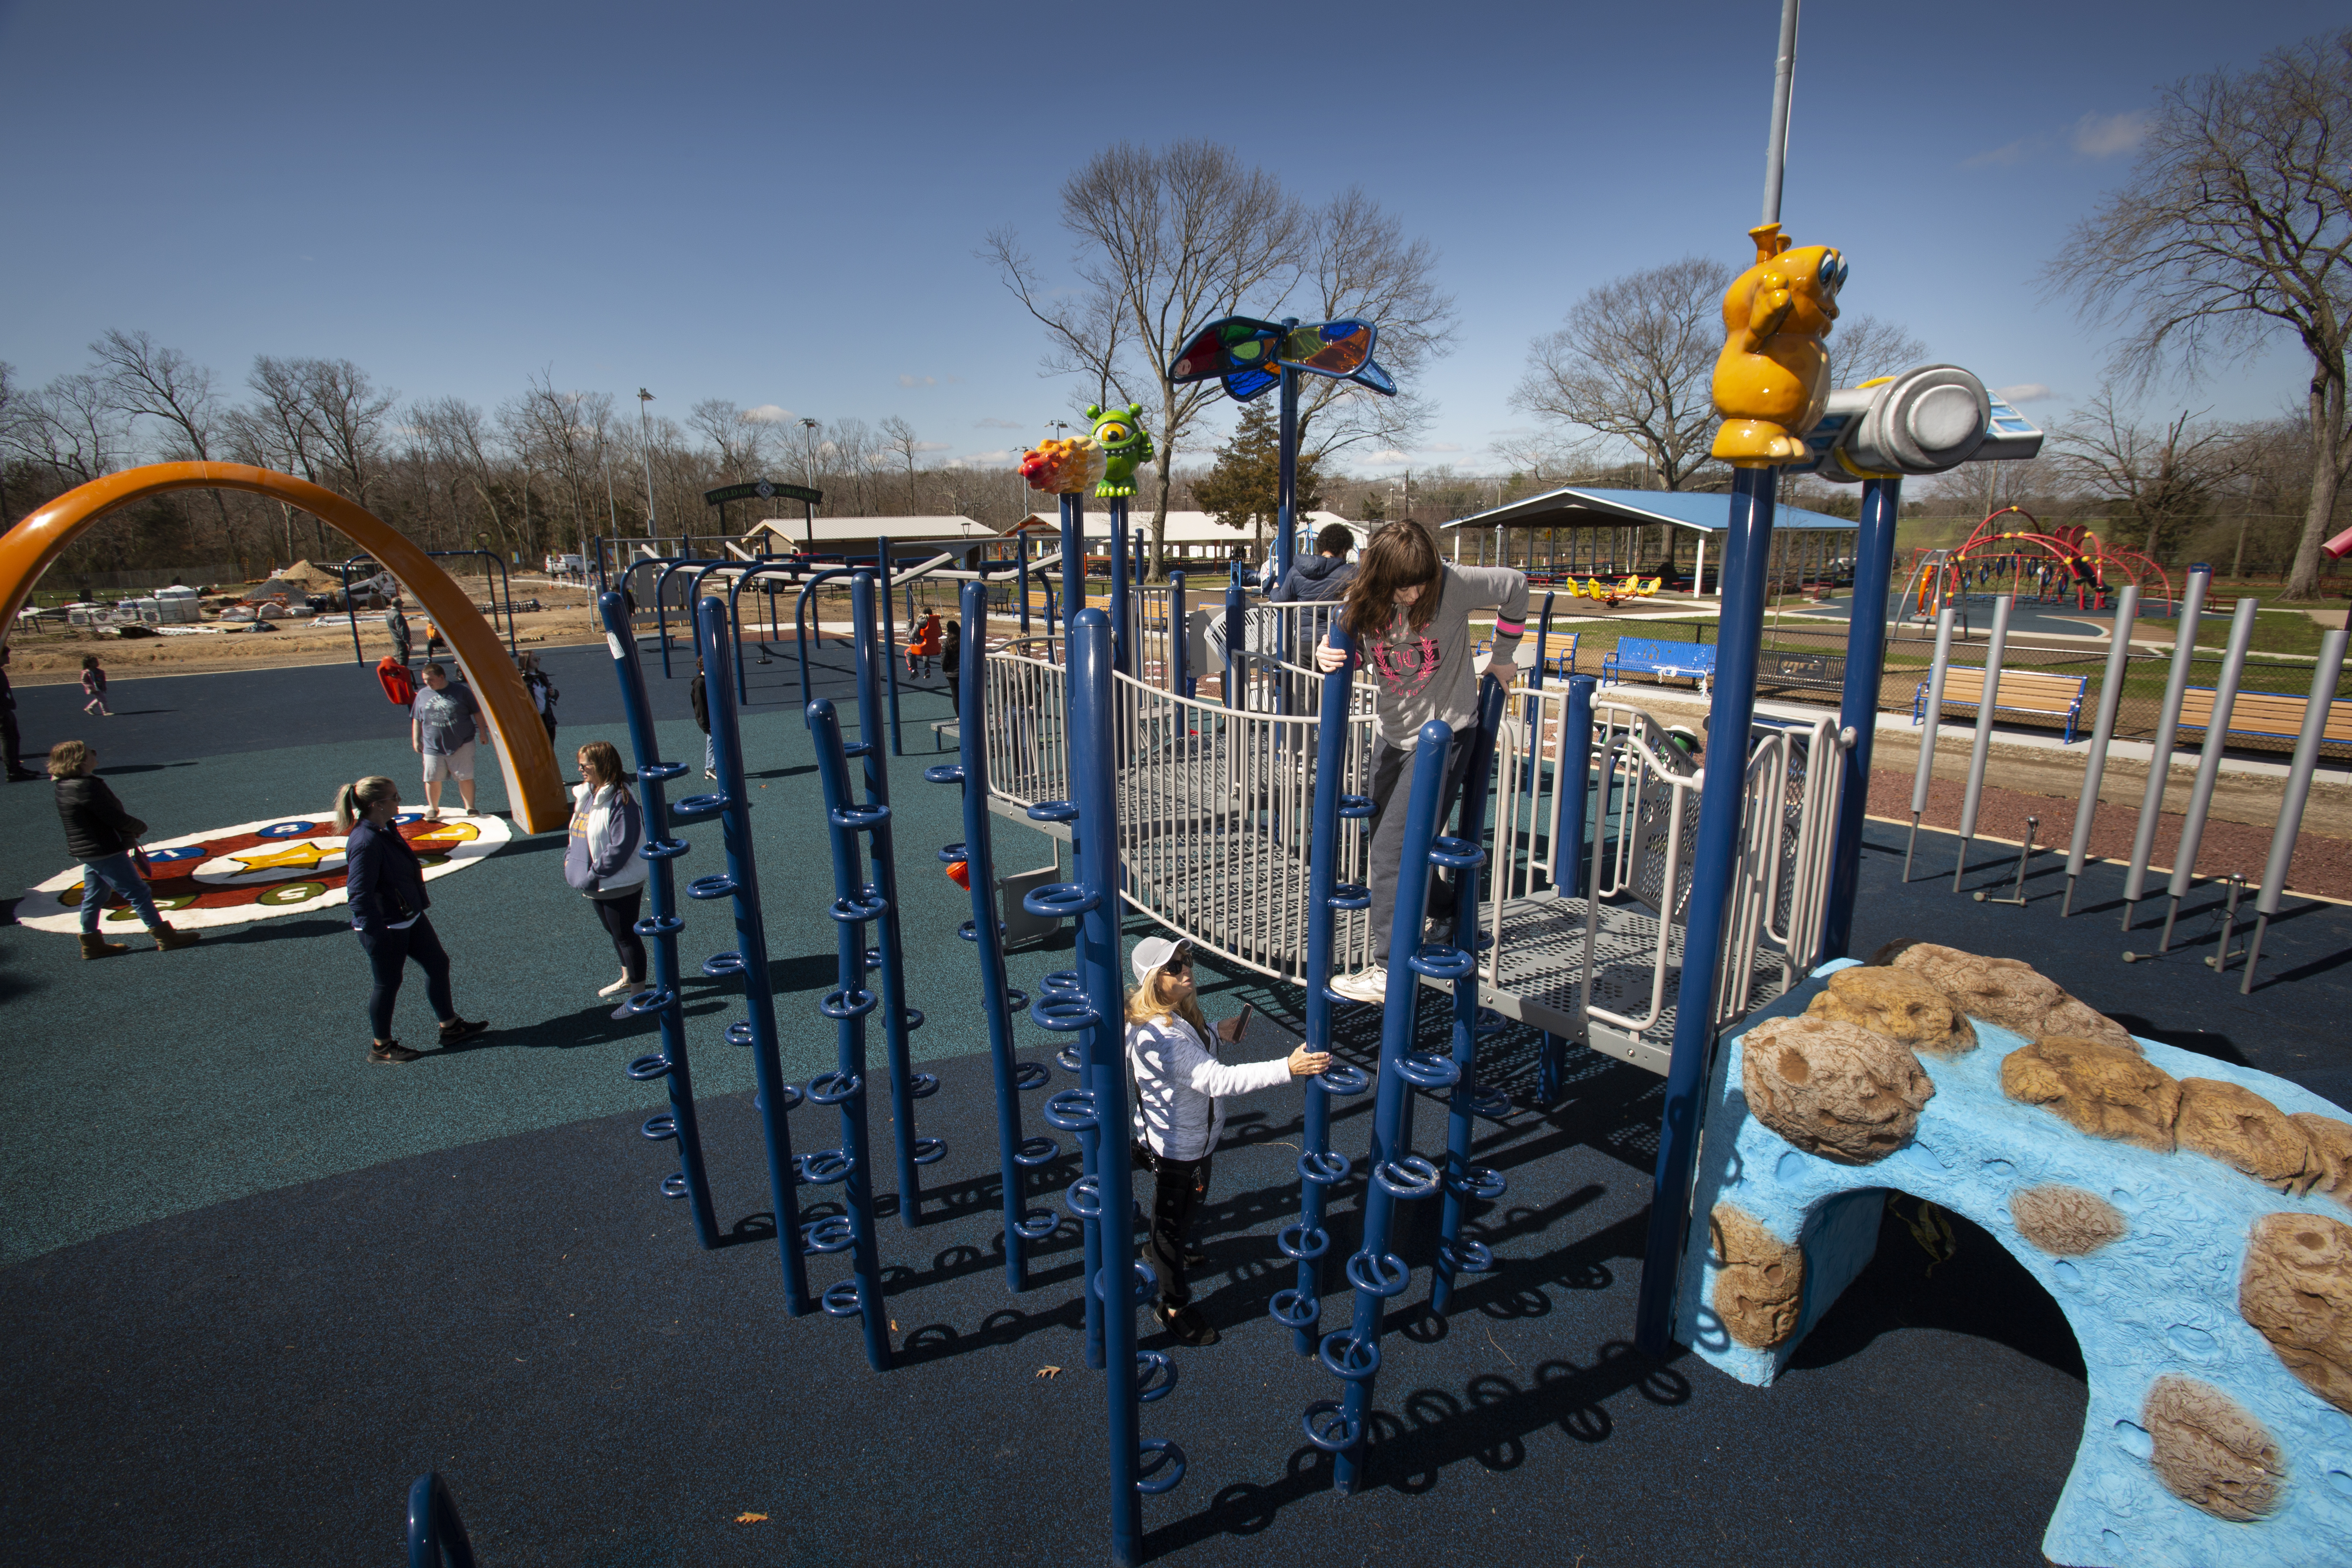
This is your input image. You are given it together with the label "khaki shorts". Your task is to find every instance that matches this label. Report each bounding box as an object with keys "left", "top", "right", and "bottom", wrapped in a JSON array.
[{"left": 421, "top": 740, "right": 477, "bottom": 782}]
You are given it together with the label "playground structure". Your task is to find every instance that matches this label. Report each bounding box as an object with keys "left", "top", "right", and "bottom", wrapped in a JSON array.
[
  {"left": 1902, "top": 506, "right": 2175, "bottom": 624},
  {"left": 0, "top": 461, "right": 566, "bottom": 834}
]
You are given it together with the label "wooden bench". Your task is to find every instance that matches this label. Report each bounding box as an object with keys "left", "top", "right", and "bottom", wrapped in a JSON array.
[
  {"left": 2176, "top": 686, "right": 2352, "bottom": 748},
  {"left": 1760, "top": 648, "right": 1846, "bottom": 697},
  {"left": 1601, "top": 636, "right": 1715, "bottom": 694},
  {"left": 1913, "top": 666, "right": 2087, "bottom": 743}
]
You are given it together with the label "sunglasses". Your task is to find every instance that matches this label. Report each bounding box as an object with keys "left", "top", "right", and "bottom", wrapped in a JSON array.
[{"left": 1159, "top": 946, "right": 1194, "bottom": 974}]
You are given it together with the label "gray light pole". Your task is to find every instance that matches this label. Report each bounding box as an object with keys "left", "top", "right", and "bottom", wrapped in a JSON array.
[{"left": 637, "top": 389, "right": 657, "bottom": 540}]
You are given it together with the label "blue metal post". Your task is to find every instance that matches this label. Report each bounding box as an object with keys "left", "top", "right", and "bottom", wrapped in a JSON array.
[
  {"left": 1068, "top": 608, "right": 1182, "bottom": 1560},
  {"left": 924, "top": 581, "right": 1057, "bottom": 1290},
  {"left": 1431, "top": 679, "right": 1506, "bottom": 1316},
  {"left": 1018, "top": 533, "right": 1032, "bottom": 637},
  {"left": 1320, "top": 723, "right": 1467, "bottom": 1494},
  {"left": 1272, "top": 624, "right": 1373, "bottom": 1355},
  {"left": 1634, "top": 463, "right": 1777, "bottom": 1360},
  {"left": 1819, "top": 475, "right": 1900, "bottom": 958},
  {"left": 878, "top": 550, "right": 904, "bottom": 755},
  {"left": 689, "top": 595, "right": 815, "bottom": 1312},
  {"left": 1132, "top": 526, "right": 1145, "bottom": 589},
  {"left": 1557, "top": 676, "right": 1597, "bottom": 898},
  {"left": 1059, "top": 493, "right": 1083, "bottom": 639},
  {"left": 652, "top": 558, "right": 722, "bottom": 678},
  {"left": 803, "top": 696, "right": 894, "bottom": 1371},
  {"left": 1223, "top": 582, "right": 1244, "bottom": 710},
  {"left": 1528, "top": 590, "right": 1557, "bottom": 690},
  {"left": 1275, "top": 348, "right": 1300, "bottom": 589},
  {"left": 850, "top": 573, "right": 938, "bottom": 1226},
  {"left": 1109, "top": 497, "right": 1132, "bottom": 678},
  {"left": 1168, "top": 572, "right": 1189, "bottom": 699},
  {"left": 595, "top": 592, "right": 722, "bottom": 1252}
]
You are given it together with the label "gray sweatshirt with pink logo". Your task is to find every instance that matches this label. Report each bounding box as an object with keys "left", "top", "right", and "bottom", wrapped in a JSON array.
[{"left": 1359, "top": 564, "right": 1530, "bottom": 750}]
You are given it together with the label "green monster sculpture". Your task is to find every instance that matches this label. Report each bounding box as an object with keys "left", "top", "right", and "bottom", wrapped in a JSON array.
[{"left": 1086, "top": 402, "right": 1153, "bottom": 499}]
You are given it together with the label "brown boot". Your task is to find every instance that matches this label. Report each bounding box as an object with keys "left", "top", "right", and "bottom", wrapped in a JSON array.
[
  {"left": 79, "top": 933, "right": 130, "bottom": 960},
  {"left": 149, "top": 922, "right": 201, "bottom": 952}
]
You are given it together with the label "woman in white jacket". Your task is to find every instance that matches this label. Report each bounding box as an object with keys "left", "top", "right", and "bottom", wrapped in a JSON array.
[
  {"left": 565, "top": 740, "right": 651, "bottom": 1009},
  {"left": 1125, "top": 935, "right": 1329, "bottom": 1346}
]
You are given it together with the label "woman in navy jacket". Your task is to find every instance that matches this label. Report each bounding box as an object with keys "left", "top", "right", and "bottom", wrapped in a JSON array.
[{"left": 335, "top": 775, "right": 489, "bottom": 1064}]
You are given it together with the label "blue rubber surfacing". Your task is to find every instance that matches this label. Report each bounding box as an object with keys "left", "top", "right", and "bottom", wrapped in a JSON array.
[{"left": 0, "top": 647, "right": 2347, "bottom": 1565}]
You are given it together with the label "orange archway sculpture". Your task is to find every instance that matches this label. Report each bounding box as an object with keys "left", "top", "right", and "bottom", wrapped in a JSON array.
[{"left": 0, "top": 463, "right": 566, "bottom": 834}]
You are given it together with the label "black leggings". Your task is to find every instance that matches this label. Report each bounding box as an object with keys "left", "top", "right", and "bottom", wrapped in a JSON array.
[
  {"left": 1134, "top": 1141, "right": 1212, "bottom": 1309},
  {"left": 355, "top": 915, "right": 454, "bottom": 1041},
  {"left": 593, "top": 889, "right": 646, "bottom": 982}
]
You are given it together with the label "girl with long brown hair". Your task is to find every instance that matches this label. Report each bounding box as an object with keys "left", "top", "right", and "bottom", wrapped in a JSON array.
[
  {"left": 337, "top": 773, "right": 489, "bottom": 1063},
  {"left": 1314, "top": 519, "right": 1528, "bottom": 1004},
  {"left": 566, "top": 739, "right": 651, "bottom": 1006}
]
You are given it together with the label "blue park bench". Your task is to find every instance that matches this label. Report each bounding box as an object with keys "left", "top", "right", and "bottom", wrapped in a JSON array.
[{"left": 1601, "top": 636, "right": 1715, "bottom": 694}]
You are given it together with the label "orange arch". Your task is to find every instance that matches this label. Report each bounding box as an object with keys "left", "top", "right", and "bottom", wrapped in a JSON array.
[{"left": 0, "top": 463, "right": 565, "bottom": 834}]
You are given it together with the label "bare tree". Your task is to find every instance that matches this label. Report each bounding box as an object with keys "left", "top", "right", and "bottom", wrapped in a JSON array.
[
  {"left": 2048, "top": 29, "right": 2352, "bottom": 598},
  {"left": 1289, "top": 187, "right": 1455, "bottom": 464},
  {"left": 1824, "top": 314, "right": 1930, "bottom": 389},
  {"left": 91, "top": 330, "right": 246, "bottom": 564},
  {"left": 2046, "top": 385, "right": 2245, "bottom": 558},
  {"left": 1510, "top": 256, "right": 1731, "bottom": 490},
  {"left": 687, "top": 398, "right": 771, "bottom": 480},
  {"left": 7, "top": 372, "right": 129, "bottom": 485},
  {"left": 413, "top": 395, "right": 514, "bottom": 551},
  {"left": 986, "top": 139, "right": 1307, "bottom": 574},
  {"left": 826, "top": 416, "right": 877, "bottom": 515},
  {"left": 880, "top": 415, "right": 924, "bottom": 512}
]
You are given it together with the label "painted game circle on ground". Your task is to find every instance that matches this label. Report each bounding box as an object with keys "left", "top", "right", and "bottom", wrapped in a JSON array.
[{"left": 19, "top": 812, "right": 512, "bottom": 933}]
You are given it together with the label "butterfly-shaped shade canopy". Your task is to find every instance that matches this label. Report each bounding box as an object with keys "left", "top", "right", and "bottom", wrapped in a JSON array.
[{"left": 1172, "top": 316, "right": 1398, "bottom": 401}]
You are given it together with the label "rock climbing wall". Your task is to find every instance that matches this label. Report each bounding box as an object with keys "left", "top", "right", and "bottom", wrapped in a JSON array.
[{"left": 1674, "top": 945, "right": 2352, "bottom": 1568}]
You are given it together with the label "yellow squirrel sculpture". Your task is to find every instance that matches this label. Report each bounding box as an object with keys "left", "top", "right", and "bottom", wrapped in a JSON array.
[{"left": 1709, "top": 222, "right": 1847, "bottom": 466}]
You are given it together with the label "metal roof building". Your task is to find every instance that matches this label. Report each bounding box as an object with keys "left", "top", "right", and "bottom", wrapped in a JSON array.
[{"left": 1440, "top": 486, "right": 1858, "bottom": 597}]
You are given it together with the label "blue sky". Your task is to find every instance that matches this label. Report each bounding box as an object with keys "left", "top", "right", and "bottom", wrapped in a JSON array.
[{"left": 2, "top": 0, "right": 2339, "bottom": 477}]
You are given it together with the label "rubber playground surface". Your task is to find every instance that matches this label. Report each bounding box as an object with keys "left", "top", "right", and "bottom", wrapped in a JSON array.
[
  {"left": 3, "top": 641, "right": 2349, "bottom": 1566},
  {"left": 1789, "top": 590, "right": 2110, "bottom": 639}
]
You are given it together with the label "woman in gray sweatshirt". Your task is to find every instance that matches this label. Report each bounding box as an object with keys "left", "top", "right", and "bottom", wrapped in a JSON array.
[{"left": 1316, "top": 520, "right": 1528, "bottom": 1004}]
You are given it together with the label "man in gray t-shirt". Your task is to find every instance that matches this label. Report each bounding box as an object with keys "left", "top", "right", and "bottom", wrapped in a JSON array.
[{"left": 409, "top": 663, "right": 482, "bottom": 818}]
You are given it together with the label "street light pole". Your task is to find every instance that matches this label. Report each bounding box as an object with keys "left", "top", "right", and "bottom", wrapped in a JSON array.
[{"left": 637, "top": 389, "right": 657, "bottom": 540}]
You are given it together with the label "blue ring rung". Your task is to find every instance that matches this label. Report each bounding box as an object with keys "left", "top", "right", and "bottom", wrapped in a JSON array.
[
  {"left": 685, "top": 873, "right": 740, "bottom": 902},
  {"left": 1337, "top": 793, "right": 1375, "bottom": 819},
  {"left": 639, "top": 1114, "right": 678, "bottom": 1143},
  {"left": 798, "top": 1149, "right": 855, "bottom": 1185},
  {"left": 1297, "top": 1151, "right": 1352, "bottom": 1187},
  {"left": 1136, "top": 1350, "right": 1180, "bottom": 1404},
  {"left": 923, "top": 764, "right": 965, "bottom": 784},
  {"left": 1302, "top": 1399, "right": 1361, "bottom": 1452},
  {"left": 641, "top": 837, "right": 690, "bottom": 860},
  {"left": 1474, "top": 1007, "right": 1510, "bottom": 1036},
  {"left": 640, "top": 762, "right": 689, "bottom": 783},
  {"left": 820, "top": 1281, "right": 865, "bottom": 1319},
  {"left": 832, "top": 893, "right": 888, "bottom": 922},
  {"left": 625, "top": 1054, "right": 673, "bottom": 1082},
  {"left": 1277, "top": 1223, "right": 1330, "bottom": 1261},
  {"left": 829, "top": 803, "right": 890, "bottom": 831},
  {"left": 863, "top": 947, "right": 882, "bottom": 970},
  {"left": 1408, "top": 943, "right": 1476, "bottom": 980},
  {"left": 1040, "top": 969, "right": 1082, "bottom": 996},
  {"left": 772, "top": 1082, "right": 805, "bottom": 1113},
  {"left": 841, "top": 740, "right": 873, "bottom": 758},
  {"left": 1317, "top": 1063, "right": 1372, "bottom": 1096},
  {"left": 1065, "top": 1175, "right": 1102, "bottom": 1219},
  {"left": 1428, "top": 833, "right": 1486, "bottom": 870},
  {"left": 806, "top": 1071, "right": 863, "bottom": 1106},
  {"left": 1055, "top": 1045, "right": 1083, "bottom": 1073},
  {"left": 1268, "top": 1289, "right": 1319, "bottom": 1330},
  {"left": 1346, "top": 1249, "right": 1412, "bottom": 1297},
  {"left": 819, "top": 988, "right": 879, "bottom": 1020},
  {"left": 633, "top": 913, "right": 684, "bottom": 937},
  {"left": 1438, "top": 1236, "right": 1498, "bottom": 1275},
  {"left": 616, "top": 987, "right": 675, "bottom": 1017},
  {"left": 1133, "top": 1439, "right": 1185, "bottom": 1496},
  {"left": 1021, "top": 881, "right": 1100, "bottom": 918},
  {"left": 1093, "top": 1261, "right": 1156, "bottom": 1305},
  {"left": 803, "top": 1216, "right": 856, "bottom": 1254},
  {"left": 1013, "top": 1135, "right": 1058, "bottom": 1168},
  {"left": 936, "top": 842, "right": 967, "bottom": 862},
  {"left": 1462, "top": 1083, "right": 1513, "bottom": 1121},
  {"left": 1327, "top": 882, "right": 1371, "bottom": 910},
  {"left": 701, "top": 952, "right": 745, "bottom": 978},
  {"left": 1012, "top": 1061, "right": 1051, "bottom": 1091},
  {"left": 659, "top": 1172, "right": 689, "bottom": 1200},
  {"left": 724, "top": 1021, "right": 755, "bottom": 1046},
  {"left": 1011, "top": 1208, "right": 1060, "bottom": 1242},
  {"left": 1002, "top": 988, "right": 1031, "bottom": 1014},
  {"left": 1318, "top": 1329, "right": 1383, "bottom": 1381},
  {"left": 1446, "top": 1165, "right": 1508, "bottom": 1200},
  {"left": 1396, "top": 1052, "right": 1462, "bottom": 1088},
  {"left": 673, "top": 791, "right": 728, "bottom": 819},
  {"left": 911, "top": 1137, "right": 948, "bottom": 1166},
  {"left": 1042, "top": 1090, "right": 1099, "bottom": 1131},
  {"left": 1375, "top": 1155, "right": 1443, "bottom": 1200},
  {"left": 1030, "top": 996, "right": 1100, "bottom": 1033},
  {"left": 1026, "top": 800, "right": 1079, "bottom": 823},
  {"left": 908, "top": 1071, "right": 939, "bottom": 1098}
]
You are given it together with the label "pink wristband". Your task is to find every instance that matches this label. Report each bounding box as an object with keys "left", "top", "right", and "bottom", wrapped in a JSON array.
[{"left": 1492, "top": 618, "right": 1524, "bottom": 636}]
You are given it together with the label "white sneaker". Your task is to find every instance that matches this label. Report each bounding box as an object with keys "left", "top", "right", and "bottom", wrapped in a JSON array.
[
  {"left": 1331, "top": 968, "right": 1388, "bottom": 1004},
  {"left": 598, "top": 975, "right": 637, "bottom": 998}
]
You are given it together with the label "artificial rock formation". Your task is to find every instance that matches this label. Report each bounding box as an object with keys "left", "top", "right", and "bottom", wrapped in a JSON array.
[
  {"left": 2000, "top": 1036, "right": 2182, "bottom": 1153},
  {"left": 2240, "top": 1212, "right": 2352, "bottom": 1417},
  {"left": 2009, "top": 1184, "right": 2128, "bottom": 1256},
  {"left": 1874, "top": 940, "right": 2139, "bottom": 1054},
  {"left": 1709, "top": 1204, "right": 1804, "bottom": 1348},
  {"left": 1806, "top": 965, "right": 1976, "bottom": 1057},
  {"left": 2288, "top": 1112, "right": 2352, "bottom": 1208},
  {"left": 1741, "top": 1013, "right": 1934, "bottom": 1165},
  {"left": 2142, "top": 1375, "right": 2287, "bottom": 1521},
  {"left": 2175, "top": 1079, "right": 2319, "bottom": 1192}
]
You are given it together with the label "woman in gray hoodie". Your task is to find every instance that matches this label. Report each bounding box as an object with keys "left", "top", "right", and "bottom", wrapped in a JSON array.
[{"left": 565, "top": 739, "right": 651, "bottom": 1006}]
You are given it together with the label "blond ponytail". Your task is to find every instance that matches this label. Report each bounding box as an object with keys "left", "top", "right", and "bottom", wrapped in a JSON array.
[{"left": 334, "top": 775, "right": 399, "bottom": 831}]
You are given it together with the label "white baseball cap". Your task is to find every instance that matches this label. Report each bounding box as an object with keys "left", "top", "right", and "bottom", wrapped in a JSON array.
[{"left": 1130, "top": 935, "right": 1192, "bottom": 987}]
